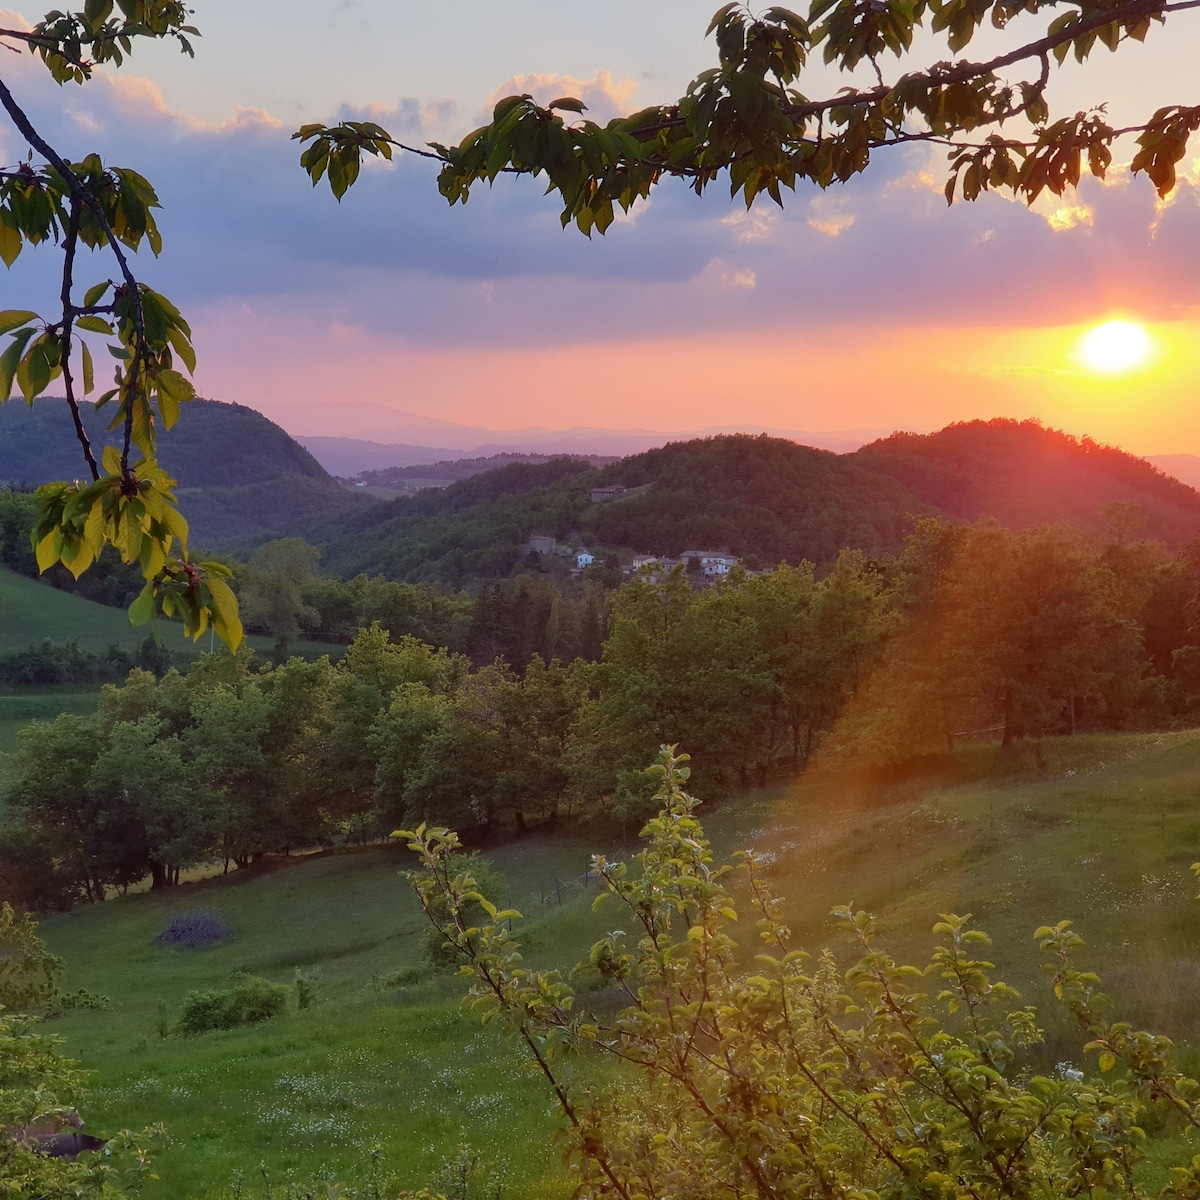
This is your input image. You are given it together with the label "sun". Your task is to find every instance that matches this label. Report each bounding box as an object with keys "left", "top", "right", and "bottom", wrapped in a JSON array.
[{"left": 1078, "top": 319, "right": 1153, "bottom": 374}]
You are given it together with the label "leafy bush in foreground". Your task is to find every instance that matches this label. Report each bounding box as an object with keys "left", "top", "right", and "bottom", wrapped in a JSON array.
[
  {"left": 175, "top": 975, "right": 288, "bottom": 1035},
  {"left": 401, "top": 747, "right": 1200, "bottom": 1200}
]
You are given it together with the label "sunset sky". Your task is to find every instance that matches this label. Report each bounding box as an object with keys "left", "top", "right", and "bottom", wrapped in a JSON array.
[{"left": 2, "top": 1, "right": 1199, "bottom": 453}]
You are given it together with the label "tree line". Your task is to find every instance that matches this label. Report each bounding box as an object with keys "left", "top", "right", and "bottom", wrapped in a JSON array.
[{"left": 8, "top": 514, "right": 1200, "bottom": 909}]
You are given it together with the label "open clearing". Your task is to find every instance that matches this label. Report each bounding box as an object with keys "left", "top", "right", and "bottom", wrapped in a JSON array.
[
  {"left": 0, "top": 567, "right": 343, "bottom": 663},
  {"left": 36, "top": 729, "right": 1200, "bottom": 1197}
]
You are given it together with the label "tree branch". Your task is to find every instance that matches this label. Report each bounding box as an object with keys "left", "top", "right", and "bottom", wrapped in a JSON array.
[
  {"left": 57, "top": 194, "right": 98, "bottom": 482},
  {"left": 0, "top": 70, "right": 147, "bottom": 480}
]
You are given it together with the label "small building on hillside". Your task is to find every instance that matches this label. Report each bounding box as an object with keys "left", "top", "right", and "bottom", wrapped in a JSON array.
[
  {"left": 528, "top": 535, "right": 558, "bottom": 555},
  {"left": 576, "top": 550, "right": 595, "bottom": 569},
  {"left": 590, "top": 485, "right": 628, "bottom": 504},
  {"left": 679, "top": 550, "right": 738, "bottom": 577}
]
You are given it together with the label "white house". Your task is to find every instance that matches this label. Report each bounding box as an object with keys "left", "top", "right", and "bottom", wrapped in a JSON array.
[
  {"left": 576, "top": 550, "right": 596, "bottom": 569},
  {"left": 679, "top": 550, "right": 738, "bottom": 577}
]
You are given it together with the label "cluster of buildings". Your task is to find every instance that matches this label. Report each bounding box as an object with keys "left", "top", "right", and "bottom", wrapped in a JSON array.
[
  {"left": 526, "top": 536, "right": 738, "bottom": 580},
  {"left": 628, "top": 551, "right": 739, "bottom": 580}
]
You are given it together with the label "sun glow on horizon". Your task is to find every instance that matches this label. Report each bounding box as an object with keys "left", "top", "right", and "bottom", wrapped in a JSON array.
[{"left": 1078, "top": 320, "right": 1154, "bottom": 375}]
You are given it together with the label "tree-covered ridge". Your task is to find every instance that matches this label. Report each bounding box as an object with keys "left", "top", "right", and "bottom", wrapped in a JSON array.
[
  {"left": 0, "top": 398, "right": 360, "bottom": 545},
  {"left": 308, "top": 424, "right": 1200, "bottom": 585},
  {"left": 853, "top": 418, "right": 1200, "bottom": 535},
  {"left": 586, "top": 434, "right": 933, "bottom": 565},
  {"left": 0, "top": 397, "right": 330, "bottom": 488}
]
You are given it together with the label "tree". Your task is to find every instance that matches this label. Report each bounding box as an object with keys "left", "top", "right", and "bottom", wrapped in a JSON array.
[
  {"left": 402, "top": 747, "right": 1200, "bottom": 1200},
  {"left": 303, "top": 2, "right": 1199, "bottom": 229},
  {"left": 0, "top": 4, "right": 240, "bottom": 649},
  {"left": 236, "top": 538, "right": 321, "bottom": 662},
  {"left": 830, "top": 523, "right": 1146, "bottom": 763}
]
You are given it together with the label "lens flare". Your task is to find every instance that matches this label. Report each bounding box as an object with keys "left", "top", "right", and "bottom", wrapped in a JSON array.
[{"left": 1078, "top": 320, "right": 1152, "bottom": 374}]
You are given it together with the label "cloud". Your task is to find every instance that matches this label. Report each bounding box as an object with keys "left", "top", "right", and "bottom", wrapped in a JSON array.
[
  {"left": 4, "top": 37, "right": 1200, "bottom": 405},
  {"left": 484, "top": 70, "right": 639, "bottom": 124}
]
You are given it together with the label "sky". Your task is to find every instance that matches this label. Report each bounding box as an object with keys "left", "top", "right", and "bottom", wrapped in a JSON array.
[{"left": 1, "top": 2, "right": 1200, "bottom": 453}]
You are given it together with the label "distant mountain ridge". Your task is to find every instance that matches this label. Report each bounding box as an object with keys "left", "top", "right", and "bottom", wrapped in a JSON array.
[{"left": 294, "top": 422, "right": 898, "bottom": 474}]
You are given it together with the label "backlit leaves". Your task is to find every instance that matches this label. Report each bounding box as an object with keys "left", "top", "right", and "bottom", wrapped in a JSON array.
[
  {"left": 292, "top": 1, "right": 1199, "bottom": 227},
  {"left": 1, "top": 4, "right": 241, "bottom": 648},
  {"left": 404, "top": 745, "right": 1200, "bottom": 1200}
]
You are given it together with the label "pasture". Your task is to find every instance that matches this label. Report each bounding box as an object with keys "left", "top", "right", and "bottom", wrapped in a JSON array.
[
  {"left": 0, "top": 566, "right": 343, "bottom": 663},
  {"left": 35, "top": 729, "right": 1200, "bottom": 1197}
]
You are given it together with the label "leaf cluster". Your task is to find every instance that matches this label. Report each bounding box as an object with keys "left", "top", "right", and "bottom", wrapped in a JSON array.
[
  {"left": 293, "top": 0, "right": 1200, "bottom": 229},
  {"left": 2, "top": 3, "right": 242, "bottom": 649}
]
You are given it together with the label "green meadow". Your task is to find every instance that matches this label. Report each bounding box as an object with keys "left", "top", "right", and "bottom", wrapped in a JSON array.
[
  {"left": 34, "top": 729, "right": 1200, "bottom": 1198},
  {"left": 0, "top": 568, "right": 344, "bottom": 754}
]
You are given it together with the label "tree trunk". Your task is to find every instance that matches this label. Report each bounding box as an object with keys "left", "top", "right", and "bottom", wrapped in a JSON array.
[{"left": 150, "top": 862, "right": 167, "bottom": 890}]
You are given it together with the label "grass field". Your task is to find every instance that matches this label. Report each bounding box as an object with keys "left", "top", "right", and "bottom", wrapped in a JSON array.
[
  {"left": 1, "top": 567, "right": 343, "bottom": 663},
  {"left": 0, "top": 686, "right": 102, "bottom": 753},
  {"left": 32, "top": 729, "right": 1200, "bottom": 1198}
]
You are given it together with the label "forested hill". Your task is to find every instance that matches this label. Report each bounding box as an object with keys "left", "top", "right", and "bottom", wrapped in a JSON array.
[
  {"left": 851, "top": 420, "right": 1200, "bottom": 538},
  {"left": 0, "top": 398, "right": 360, "bottom": 544},
  {"left": 308, "top": 422, "right": 1200, "bottom": 585}
]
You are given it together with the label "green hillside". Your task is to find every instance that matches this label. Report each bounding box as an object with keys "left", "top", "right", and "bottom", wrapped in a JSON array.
[
  {"left": 0, "top": 567, "right": 343, "bottom": 666},
  {"left": 0, "top": 568, "right": 155, "bottom": 655},
  {"left": 852, "top": 419, "right": 1200, "bottom": 538},
  {"left": 0, "top": 399, "right": 360, "bottom": 545},
  {"left": 307, "top": 422, "right": 1200, "bottom": 586},
  {"left": 34, "top": 730, "right": 1200, "bottom": 1198}
]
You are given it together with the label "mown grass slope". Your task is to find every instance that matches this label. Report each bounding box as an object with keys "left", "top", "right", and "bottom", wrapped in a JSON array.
[
  {"left": 0, "top": 566, "right": 342, "bottom": 663},
  {"left": 37, "top": 730, "right": 1200, "bottom": 1198},
  {"left": 0, "top": 688, "right": 102, "bottom": 754},
  {"left": 0, "top": 568, "right": 150, "bottom": 655}
]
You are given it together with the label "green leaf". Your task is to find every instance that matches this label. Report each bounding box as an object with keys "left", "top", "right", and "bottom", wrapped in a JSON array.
[
  {"left": 0, "top": 328, "right": 36, "bottom": 401},
  {"left": 17, "top": 340, "right": 56, "bottom": 404},
  {"left": 0, "top": 211, "right": 21, "bottom": 268},
  {"left": 548, "top": 97, "right": 587, "bottom": 113},
  {"left": 204, "top": 570, "right": 244, "bottom": 651},
  {"left": 75, "top": 315, "right": 114, "bottom": 335},
  {"left": 81, "top": 340, "right": 95, "bottom": 393},
  {"left": 129, "top": 580, "right": 157, "bottom": 628},
  {"left": 82, "top": 280, "right": 111, "bottom": 307},
  {"left": 0, "top": 310, "right": 37, "bottom": 336},
  {"left": 101, "top": 444, "right": 122, "bottom": 476}
]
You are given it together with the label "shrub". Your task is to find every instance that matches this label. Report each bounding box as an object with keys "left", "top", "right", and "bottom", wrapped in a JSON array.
[
  {"left": 175, "top": 975, "right": 288, "bottom": 1035},
  {"left": 294, "top": 968, "right": 319, "bottom": 1010},
  {"left": 157, "top": 909, "right": 231, "bottom": 948},
  {"left": 421, "top": 852, "right": 501, "bottom": 971}
]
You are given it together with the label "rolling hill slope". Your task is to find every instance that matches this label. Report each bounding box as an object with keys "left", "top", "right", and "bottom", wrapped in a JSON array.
[
  {"left": 852, "top": 419, "right": 1200, "bottom": 538},
  {"left": 306, "top": 421, "right": 1200, "bottom": 584},
  {"left": 31, "top": 729, "right": 1200, "bottom": 1197}
]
